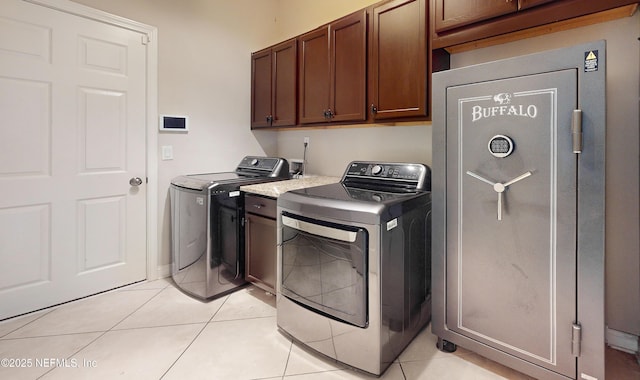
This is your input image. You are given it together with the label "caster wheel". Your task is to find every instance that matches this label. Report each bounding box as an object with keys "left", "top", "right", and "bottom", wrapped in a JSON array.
[{"left": 436, "top": 337, "right": 457, "bottom": 353}]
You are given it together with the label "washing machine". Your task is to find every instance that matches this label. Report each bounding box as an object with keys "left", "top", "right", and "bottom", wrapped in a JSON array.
[{"left": 170, "top": 156, "right": 289, "bottom": 300}]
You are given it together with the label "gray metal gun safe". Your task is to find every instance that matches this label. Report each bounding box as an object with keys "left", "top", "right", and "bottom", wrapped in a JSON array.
[{"left": 432, "top": 41, "right": 606, "bottom": 380}]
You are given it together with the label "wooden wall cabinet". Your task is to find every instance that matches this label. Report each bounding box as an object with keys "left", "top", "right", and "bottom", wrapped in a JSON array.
[
  {"left": 251, "top": 0, "right": 438, "bottom": 127},
  {"left": 244, "top": 194, "right": 277, "bottom": 293},
  {"left": 251, "top": 39, "right": 297, "bottom": 129},
  {"left": 298, "top": 10, "right": 367, "bottom": 124},
  {"left": 433, "top": 0, "right": 557, "bottom": 32},
  {"left": 369, "top": 0, "right": 429, "bottom": 121},
  {"left": 431, "top": 0, "right": 639, "bottom": 49},
  {"left": 518, "top": 0, "right": 556, "bottom": 11},
  {"left": 434, "top": 0, "right": 518, "bottom": 32}
]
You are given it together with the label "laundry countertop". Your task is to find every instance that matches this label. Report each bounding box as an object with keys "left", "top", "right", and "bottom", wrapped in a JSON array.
[{"left": 240, "top": 176, "right": 340, "bottom": 198}]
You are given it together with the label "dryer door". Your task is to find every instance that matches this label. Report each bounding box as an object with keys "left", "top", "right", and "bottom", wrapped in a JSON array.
[
  {"left": 445, "top": 69, "right": 578, "bottom": 377},
  {"left": 280, "top": 212, "right": 368, "bottom": 328}
]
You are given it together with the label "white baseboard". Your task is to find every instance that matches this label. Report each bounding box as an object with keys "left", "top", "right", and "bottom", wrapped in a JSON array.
[
  {"left": 606, "top": 327, "right": 639, "bottom": 354},
  {"left": 155, "top": 264, "right": 171, "bottom": 280}
]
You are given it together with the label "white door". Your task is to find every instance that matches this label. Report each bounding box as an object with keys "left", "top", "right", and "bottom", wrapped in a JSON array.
[{"left": 0, "top": 0, "right": 147, "bottom": 320}]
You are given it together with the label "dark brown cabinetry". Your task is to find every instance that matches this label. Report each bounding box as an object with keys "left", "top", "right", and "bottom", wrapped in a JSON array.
[
  {"left": 518, "top": 0, "right": 556, "bottom": 10},
  {"left": 298, "top": 10, "right": 367, "bottom": 124},
  {"left": 369, "top": 0, "right": 428, "bottom": 120},
  {"left": 433, "top": 0, "right": 558, "bottom": 32},
  {"left": 431, "top": 0, "right": 639, "bottom": 49},
  {"left": 434, "top": 0, "right": 518, "bottom": 32},
  {"left": 244, "top": 194, "right": 277, "bottom": 293},
  {"left": 250, "top": 0, "right": 438, "bottom": 127},
  {"left": 251, "top": 39, "right": 297, "bottom": 128}
]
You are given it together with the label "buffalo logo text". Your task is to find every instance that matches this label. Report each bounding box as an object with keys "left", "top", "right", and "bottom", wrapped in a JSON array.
[{"left": 471, "top": 93, "right": 538, "bottom": 122}]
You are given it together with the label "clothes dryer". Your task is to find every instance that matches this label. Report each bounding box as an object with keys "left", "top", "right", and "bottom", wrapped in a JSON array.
[{"left": 277, "top": 161, "right": 431, "bottom": 375}]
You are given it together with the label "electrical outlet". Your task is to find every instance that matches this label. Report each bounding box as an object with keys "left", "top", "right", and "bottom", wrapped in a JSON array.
[{"left": 304, "top": 137, "right": 310, "bottom": 146}]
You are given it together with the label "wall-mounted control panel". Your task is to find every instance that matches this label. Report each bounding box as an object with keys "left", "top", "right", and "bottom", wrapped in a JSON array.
[{"left": 159, "top": 115, "right": 188, "bottom": 132}]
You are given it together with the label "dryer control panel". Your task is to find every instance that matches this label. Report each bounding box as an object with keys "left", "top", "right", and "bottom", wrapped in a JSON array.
[{"left": 343, "top": 162, "right": 431, "bottom": 191}]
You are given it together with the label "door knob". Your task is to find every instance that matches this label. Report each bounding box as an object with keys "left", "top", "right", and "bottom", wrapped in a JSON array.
[{"left": 129, "top": 177, "right": 143, "bottom": 186}]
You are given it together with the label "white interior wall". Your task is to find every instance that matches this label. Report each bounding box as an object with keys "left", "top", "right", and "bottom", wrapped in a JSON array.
[
  {"left": 276, "top": 126, "right": 432, "bottom": 177},
  {"left": 273, "top": 0, "right": 378, "bottom": 40},
  {"left": 72, "top": 0, "right": 281, "bottom": 270},
  {"left": 449, "top": 14, "right": 640, "bottom": 337}
]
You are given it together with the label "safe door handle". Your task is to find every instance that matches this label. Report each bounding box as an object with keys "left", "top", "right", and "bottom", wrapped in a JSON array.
[
  {"left": 465, "top": 171, "right": 495, "bottom": 186},
  {"left": 503, "top": 171, "right": 532, "bottom": 187},
  {"left": 466, "top": 171, "right": 533, "bottom": 221}
]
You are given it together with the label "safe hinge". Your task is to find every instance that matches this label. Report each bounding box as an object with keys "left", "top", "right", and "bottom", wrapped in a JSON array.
[
  {"left": 572, "top": 109, "right": 583, "bottom": 154},
  {"left": 572, "top": 322, "right": 582, "bottom": 357}
]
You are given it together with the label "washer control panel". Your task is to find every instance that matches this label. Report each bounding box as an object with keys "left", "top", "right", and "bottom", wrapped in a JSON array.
[{"left": 235, "top": 156, "right": 289, "bottom": 178}]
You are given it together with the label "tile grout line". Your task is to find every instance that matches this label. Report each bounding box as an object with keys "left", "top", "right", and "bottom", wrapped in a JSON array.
[
  {"left": 398, "top": 361, "right": 408, "bottom": 380},
  {"left": 0, "top": 308, "right": 58, "bottom": 339},
  {"left": 36, "top": 329, "right": 108, "bottom": 379},
  {"left": 34, "top": 286, "right": 166, "bottom": 379},
  {"left": 1, "top": 281, "right": 169, "bottom": 340},
  {"left": 158, "top": 293, "right": 232, "bottom": 379},
  {"left": 107, "top": 287, "right": 166, "bottom": 330},
  {"left": 280, "top": 339, "right": 294, "bottom": 379},
  {"left": 158, "top": 322, "right": 210, "bottom": 380}
]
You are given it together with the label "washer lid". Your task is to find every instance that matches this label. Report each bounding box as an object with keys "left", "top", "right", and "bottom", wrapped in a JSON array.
[{"left": 170, "top": 172, "right": 249, "bottom": 191}]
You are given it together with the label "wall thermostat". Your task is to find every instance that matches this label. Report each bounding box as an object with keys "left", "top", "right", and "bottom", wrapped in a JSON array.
[
  {"left": 488, "top": 135, "right": 514, "bottom": 158},
  {"left": 159, "top": 115, "right": 188, "bottom": 132}
]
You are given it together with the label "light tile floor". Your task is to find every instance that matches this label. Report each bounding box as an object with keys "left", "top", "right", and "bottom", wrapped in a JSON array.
[{"left": 1, "top": 279, "right": 638, "bottom": 380}]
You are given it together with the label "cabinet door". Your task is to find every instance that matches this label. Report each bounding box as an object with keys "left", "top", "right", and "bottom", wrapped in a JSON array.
[
  {"left": 245, "top": 213, "right": 277, "bottom": 293},
  {"left": 370, "top": 0, "right": 428, "bottom": 120},
  {"left": 518, "top": 0, "right": 556, "bottom": 11},
  {"left": 434, "top": 0, "right": 518, "bottom": 32},
  {"left": 251, "top": 48, "right": 272, "bottom": 128},
  {"left": 271, "top": 39, "right": 297, "bottom": 127},
  {"left": 298, "top": 27, "right": 330, "bottom": 124},
  {"left": 330, "top": 10, "right": 367, "bottom": 122}
]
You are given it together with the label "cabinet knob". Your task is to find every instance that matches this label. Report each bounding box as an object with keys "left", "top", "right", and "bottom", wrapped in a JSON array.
[
  {"left": 370, "top": 104, "right": 378, "bottom": 114},
  {"left": 266, "top": 115, "right": 274, "bottom": 123}
]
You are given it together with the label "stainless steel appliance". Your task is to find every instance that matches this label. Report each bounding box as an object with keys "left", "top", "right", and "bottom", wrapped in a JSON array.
[
  {"left": 277, "top": 161, "right": 431, "bottom": 375},
  {"left": 170, "top": 156, "right": 289, "bottom": 300},
  {"left": 431, "top": 41, "right": 606, "bottom": 380}
]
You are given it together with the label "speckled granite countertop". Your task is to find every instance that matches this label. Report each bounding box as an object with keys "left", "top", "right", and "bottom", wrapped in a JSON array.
[{"left": 240, "top": 176, "right": 340, "bottom": 198}]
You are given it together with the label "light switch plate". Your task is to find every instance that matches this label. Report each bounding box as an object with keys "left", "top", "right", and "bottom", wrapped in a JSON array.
[{"left": 161, "top": 145, "right": 173, "bottom": 160}]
